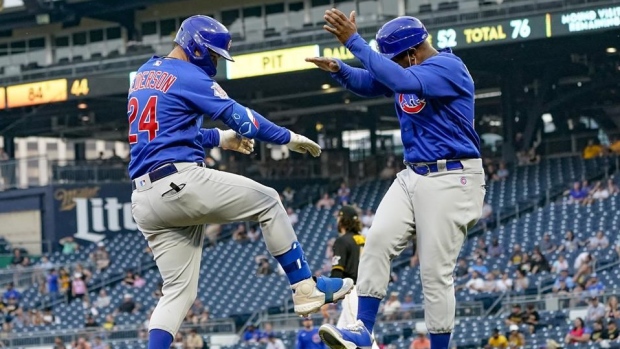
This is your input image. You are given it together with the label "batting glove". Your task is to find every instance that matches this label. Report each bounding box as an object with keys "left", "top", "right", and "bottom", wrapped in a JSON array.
[
  {"left": 286, "top": 131, "right": 322, "bottom": 157},
  {"left": 217, "top": 129, "right": 255, "bottom": 155}
]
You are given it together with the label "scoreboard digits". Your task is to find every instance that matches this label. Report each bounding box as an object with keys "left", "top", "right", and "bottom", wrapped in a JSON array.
[{"left": 6, "top": 79, "right": 68, "bottom": 108}]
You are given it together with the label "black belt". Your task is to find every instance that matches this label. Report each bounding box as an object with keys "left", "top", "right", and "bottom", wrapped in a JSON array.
[
  {"left": 404, "top": 160, "right": 464, "bottom": 176},
  {"left": 132, "top": 162, "right": 205, "bottom": 190}
]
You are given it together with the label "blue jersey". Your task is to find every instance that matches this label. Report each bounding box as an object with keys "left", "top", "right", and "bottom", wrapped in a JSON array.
[
  {"left": 128, "top": 56, "right": 291, "bottom": 179},
  {"left": 297, "top": 328, "right": 325, "bottom": 349},
  {"left": 331, "top": 34, "right": 480, "bottom": 163}
]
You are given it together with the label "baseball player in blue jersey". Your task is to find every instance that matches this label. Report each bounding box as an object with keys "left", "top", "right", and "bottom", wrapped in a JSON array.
[
  {"left": 298, "top": 318, "right": 326, "bottom": 349},
  {"left": 128, "top": 15, "right": 353, "bottom": 349},
  {"left": 307, "top": 10, "right": 486, "bottom": 349}
]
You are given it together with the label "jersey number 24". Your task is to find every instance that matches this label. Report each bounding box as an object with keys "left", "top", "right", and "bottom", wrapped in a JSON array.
[{"left": 128, "top": 96, "right": 159, "bottom": 144}]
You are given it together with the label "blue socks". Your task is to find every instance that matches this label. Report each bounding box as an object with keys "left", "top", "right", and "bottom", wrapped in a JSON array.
[
  {"left": 357, "top": 296, "right": 381, "bottom": 333},
  {"left": 274, "top": 242, "right": 312, "bottom": 285},
  {"left": 148, "top": 329, "right": 173, "bottom": 349},
  {"left": 430, "top": 333, "right": 451, "bottom": 349}
]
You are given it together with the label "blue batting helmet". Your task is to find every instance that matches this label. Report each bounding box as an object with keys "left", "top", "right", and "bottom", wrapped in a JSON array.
[
  {"left": 375, "top": 16, "right": 429, "bottom": 59},
  {"left": 174, "top": 15, "right": 234, "bottom": 76}
]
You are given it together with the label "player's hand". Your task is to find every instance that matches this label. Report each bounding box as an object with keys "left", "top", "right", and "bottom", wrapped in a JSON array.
[
  {"left": 286, "top": 131, "right": 321, "bottom": 157},
  {"left": 218, "top": 129, "right": 254, "bottom": 155},
  {"left": 305, "top": 57, "right": 340, "bottom": 73},
  {"left": 323, "top": 9, "right": 357, "bottom": 44}
]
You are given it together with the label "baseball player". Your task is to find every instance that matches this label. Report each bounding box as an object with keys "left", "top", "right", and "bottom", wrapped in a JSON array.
[
  {"left": 307, "top": 10, "right": 485, "bottom": 349},
  {"left": 128, "top": 15, "right": 354, "bottom": 349},
  {"left": 297, "top": 317, "right": 326, "bottom": 349},
  {"left": 327, "top": 206, "right": 380, "bottom": 349}
]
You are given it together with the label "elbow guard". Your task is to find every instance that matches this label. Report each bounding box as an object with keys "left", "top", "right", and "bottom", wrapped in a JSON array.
[{"left": 230, "top": 104, "right": 260, "bottom": 138}]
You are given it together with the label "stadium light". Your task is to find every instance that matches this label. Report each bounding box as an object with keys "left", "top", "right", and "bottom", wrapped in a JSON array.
[
  {"left": 321, "top": 84, "right": 331, "bottom": 90},
  {"left": 77, "top": 103, "right": 88, "bottom": 110},
  {"left": 607, "top": 47, "right": 617, "bottom": 53}
]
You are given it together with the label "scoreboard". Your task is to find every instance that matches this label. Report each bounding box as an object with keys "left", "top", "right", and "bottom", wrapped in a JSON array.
[{"left": 0, "top": 76, "right": 128, "bottom": 109}]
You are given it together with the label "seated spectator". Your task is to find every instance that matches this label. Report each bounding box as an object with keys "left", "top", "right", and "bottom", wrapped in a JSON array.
[
  {"left": 472, "top": 238, "right": 488, "bottom": 260},
  {"left": 486, "top": 163, "right": 498, "bottom": 182},
  {"left": 507, "top": 324, "right": 525, "bottom": 348},
  {"left": 71, "top": 273, "right": 87, "bottom": 300},
  {"left": 557, "top": 230, "right": 580, "bottom": 253},
  {"left": 90, "top": 242, "right": 110, "bottom": 272},
  {"left": 133, "top": 273, "right": 146, "bottom": 288},
  {"left": 509, "top": 245, "right": 523, "bottom": 266},
  {"left": 488, "top": 237, "right": 503, "bottom": 258},
  {"left": 479, "top": 202, "right": 494, "bottom": 230},
  {"left": 59, "top": 268, "right": 70, "bottom": 294},
  {"left": 3, "top": 282, "right": 21, "bottom": 302},
  {"left": 232, "top": 223, "right": 248, "bottom": 243},
  {"left": 242, "top": 325, "right": 261, "bottom": 342},
  {"left": 286, "top": 207, "right": 298, "bottom": 226},
  {"left": 496, "top": 162, "right": 509, "bottom": 180},
  {"left": 259, "top": 322, "right": 275, "bottom": 343},
  {"left": 583, "top": 139, "right": 603, "bottom": 159},
  {"left": 463, "top": 271, "right": 484, "bottom": 294},
  {"left": 410, "top": 330, "right": 431, "bottom": 349},
  {"left": 102, "top": 314, "right": 115, "bottom": 330},
  {"left": 506, "top": 304, "right": 524, "bottom": 326},
  {"left": 400, "top": 294, "right": 416, "bottom": 318},
  {"left": 539, "top": 233, "right": 556, "bottom": 254},
  {"left": 470, "top": 257, "right": 489, "bottom": 276},
  {"left": 517, "top": 254, "right": 531, "bottom": 274},
  {"left": 382, "top": 292, "right": 401, "bottom": 321},
  {"left": 606, "top": 296, "right": 620, "bottom": 319},
  {"left": 486, "top": 328, "right": 508, "bottom": 349},
  {"left": 247, "top": 226, "right": 261, "bottom": 242},
  {"left": 59, "top": 237, "right": 79, "bottom": 255},
  {"left": 42, "top": 308, "right": 55, "bottom": 325},
  {"left": 94, "top": 289, "right": 111, "bottom": 308},
  {"left": 117, "top": 294, "right": 138, "bottom": 314},
  {"left": 282, "top": 187, "right": 295, "bottom": 205},
  {"left": 91, "top": 337, "right": 105, "bottom": 349},
  {"left": 316, "top": 193, "right": 335, "bottom": 209},
  {"left": 564, "top": 317, "right": 589, "bottom": 344},
  {"left": 337, "top": 182, "right": 350, "bottom": 204},
  {"left": 530, "top": 248, "right": 550, "bottom": 274},
  {"left": 567, "top": 182, "right": 589, "bottom": 204},
  {"left": 496, "top": 272, "right": 513, "bottom": 293},
  {"left": 10, "top": 248, "right": 25, "bottom": 267},
  {"left": 73, "top": 337, "right": 92, "bottom": 349},
  {"left": 53, "top": 337, "right": 67, "bottom": 349},
  {"left": 606, "top": 178, "right": 619, "bottom": 195},
  {"left": 585, "top": 274, "right": 605, "bottom": 296},
  {"left": 265, "top": 333, "right": 285, "bottom": 349},
  {"left": 482, "top": 273, "right": 497, "bottom": 293},
  {"left": 586, "top": 296, "right": 606, "bottom": 322},
  {"left": 588, "top": 230, "right": 609, "bottom": 249},
  {"left": 513, "top": 269, "right": 529, "bottom": 293},
  {"left": 205, "top": 224, "right": 221, "bottom": 247},
  {"left": 121, "top": 271, "right": 136, "bottom": 287},
  {"left": 191, "top": 299, "right": 205, "bottom": 315},
  {"left": 574, "top": 251, "right": 593, "bottom": 273},
  {"left": 553, "top": 270, "right": 575, "bottom": 293},
  {"left": 84, "top": 314, "right": 99, "bottom": 328},
  {"left": 255, "top": 255, "right": 273, "bottom": 276},
  {"left": 454, "top": 258, "right": 469, "bottom": 280},
  {"left": 551, "top": 255, "right": 569, "bottom": 274},
  {"left": 186, "top": 328, "right": 204, "bottom": 349},
  {"left": 590, "top": 319, "right": 606, "bottom": 343},
  {"left": 607, "top": 321, "right": 619, "bottom": 341},
  {"left": 591, "top": 181, "right": 610, "bottom": 201}
]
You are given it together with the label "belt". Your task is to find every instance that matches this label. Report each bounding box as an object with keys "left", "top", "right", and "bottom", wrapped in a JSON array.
[
  {"left": 404, "top": 160, "right": 464, "bottom": 176},
  {"left": 132, "top": 162, "right": 205, "bottom": 190}
]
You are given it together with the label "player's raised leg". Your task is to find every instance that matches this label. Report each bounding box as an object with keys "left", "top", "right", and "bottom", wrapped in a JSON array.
[
  {"left": 320, "top": 171, "right": 415, "bottom": 349},
  {"left": 141, "top": 165, "right": 353, "bottom": 316},
  {"left": 413, "top": 160, "right": 485, "bottom": 348}
]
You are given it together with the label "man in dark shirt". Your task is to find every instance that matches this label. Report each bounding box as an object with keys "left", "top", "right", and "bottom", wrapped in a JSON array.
[
  {"left": 590, "top": 320, "right": 606, "bottom": 342},
  {"left": 118, "top": 294, "right": 137, "bottom": 314},
  {"left": 505, "top": 304, "right": 524, "bottom": 326},
  {"left": 606, "top": 321, "right": 619, "bottom": 340}
]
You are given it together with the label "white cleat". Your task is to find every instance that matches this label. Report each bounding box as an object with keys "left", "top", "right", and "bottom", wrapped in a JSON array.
[{"left": 292, "top": 276, "right": 355, "bottom": 316}]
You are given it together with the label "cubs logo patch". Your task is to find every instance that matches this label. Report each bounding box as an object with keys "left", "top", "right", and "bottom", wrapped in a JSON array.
[
  {"left": 211, "top": 82, "right": 229, "bottom": 99},
  {"left": 398, "top": 94, "right": 426, "bottom": 114}
]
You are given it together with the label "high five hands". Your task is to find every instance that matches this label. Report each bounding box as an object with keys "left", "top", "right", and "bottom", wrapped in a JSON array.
[{"left": 305, "top": 9, "right": 357, "bottom": 72}]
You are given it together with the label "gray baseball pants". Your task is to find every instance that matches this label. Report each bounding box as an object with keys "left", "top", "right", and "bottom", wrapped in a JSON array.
[
  {"left": 356, "top": 159, "right": 485, "bottom": 333},
  {"left": 131, "top": 162, "right": 297, "bottom": 335}
]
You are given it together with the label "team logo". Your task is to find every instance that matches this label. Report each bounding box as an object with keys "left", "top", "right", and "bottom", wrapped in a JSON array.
[
  {"left": 154, "top": 60, "right": 162, "bottom": 66},
  {"left": 460, "top": 177, "right": 467, "bottom": 185},
  {"left": 398, "top": 94, "right": 426, "bottom": 114},
  {"left": 331, "top": 255, "right": 341, "bottom": 266},
  {"left": 211, "top": 82, "right": 229, "bottom": 99}
]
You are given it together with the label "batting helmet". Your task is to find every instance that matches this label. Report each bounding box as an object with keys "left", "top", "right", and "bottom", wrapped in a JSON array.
[
  {"left": 375, "top": 16, "right": 428, "bottom": 59},
  {"left": 174, "top": 15, "right": 234, "bottom": 76}
]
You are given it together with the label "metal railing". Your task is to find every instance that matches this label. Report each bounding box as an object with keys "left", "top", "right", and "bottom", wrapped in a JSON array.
[
  {"left": 0, "top": 260, "right": 94, "bottom": 290},
  {"left": 0, "top": 320, "right": 236, "bottom": 348}
]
